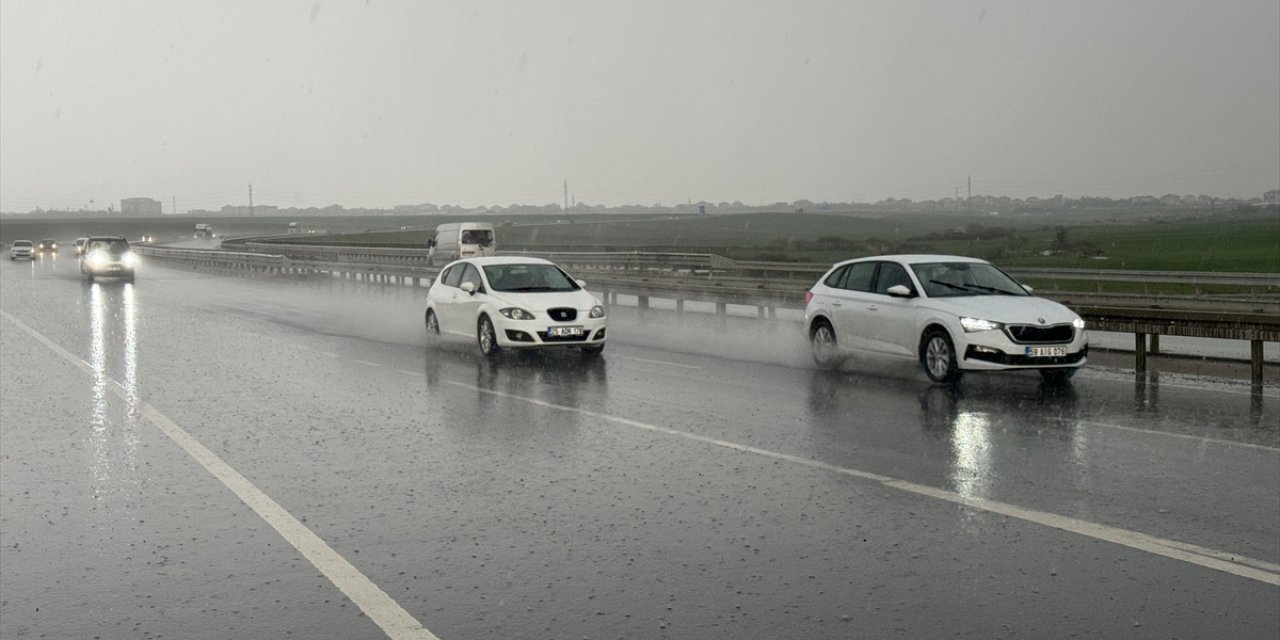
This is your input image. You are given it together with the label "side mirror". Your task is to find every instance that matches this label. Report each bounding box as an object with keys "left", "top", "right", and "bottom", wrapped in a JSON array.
[
  {"left": 460, "top": 281, "right": 476, "bottom": 294},
  {"left": 1021, "top": 284, "right": 1035, "bottom": 294},
  {"left": 575, "top": 279, "right": 587, "bottom": 289},
  {"left": 886, "top": 284, "right": 914, "bottom": 298}
]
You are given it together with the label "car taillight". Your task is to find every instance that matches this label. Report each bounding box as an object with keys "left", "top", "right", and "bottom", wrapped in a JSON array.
[{"left": 805, "top": 291, "right": 814, "bottom": 305}]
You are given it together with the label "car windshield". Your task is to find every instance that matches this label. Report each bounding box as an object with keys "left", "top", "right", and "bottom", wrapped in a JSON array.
[
  {"left": 89, "top": 240, "right": 130, "bottom": 254},
  {"left": 910, "top": 262, "right": 1029, "bottom": 298},
  {"left": 13, "top": 241, "right": 31, "bottom": 247},
  {"left": 483, "top": 263, "right": 578, "bottom": 292},
  {"left": 461, "top": 229, "right": 493, "bottom": 246}
]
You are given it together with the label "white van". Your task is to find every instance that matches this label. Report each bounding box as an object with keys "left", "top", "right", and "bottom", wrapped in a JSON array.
[{"left": 428, "top": 222, "right": 496, "bottom": 266}]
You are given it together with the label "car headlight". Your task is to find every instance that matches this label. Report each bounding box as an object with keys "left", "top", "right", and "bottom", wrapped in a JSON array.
[
  {"left": 87, "top": 251, "right": 108, "bottom": 267},
  {"left": 960, "top": 317, "right": 1002, "bottom": 333},
  {"left": 499, "top": 307, "right": 536, "bottom": 320},
  {"left": 589, "top": 305, "right": 606, "bottom": 318},
  {"left": 122, "top": 252, "right": 138, "bottom": 267},
  {"left": 1072, "top": 318, "right": 1086, "bottom": 330}
]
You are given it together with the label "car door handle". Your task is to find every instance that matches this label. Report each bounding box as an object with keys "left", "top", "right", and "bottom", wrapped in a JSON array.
[{"left": 832, "top": 302, "right": 843, "bottom": 307}]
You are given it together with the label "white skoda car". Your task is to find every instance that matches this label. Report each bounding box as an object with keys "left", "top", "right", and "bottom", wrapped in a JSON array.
[
  {"left": 424, "top": 257, "right": 607, "bottom": 358},
  {"left": 804, "top": 255, "right": 1087, "bottom": 383}
]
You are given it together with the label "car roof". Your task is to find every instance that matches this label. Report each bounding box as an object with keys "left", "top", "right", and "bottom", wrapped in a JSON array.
[
  {"left": 85, "top": 235, "right": 129, "bottom": 241},
  {"left": 12, "top": 240, "right": 32, "bottom": 244},
  {"left": 451, "top": 256, "right": 553, "bottom": 267},
  {"left": 831, "top": 254, "right": 989, "bottom": 268}
]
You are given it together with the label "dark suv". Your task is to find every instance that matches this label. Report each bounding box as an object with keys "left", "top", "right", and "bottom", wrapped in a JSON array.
[{"left": 79, "top": 236, "right": 137, "bottom": 283}]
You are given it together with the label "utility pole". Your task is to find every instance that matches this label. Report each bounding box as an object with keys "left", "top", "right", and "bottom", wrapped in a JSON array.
[
  {"left": 172, "top": 196, "right": 176, "bottom": 216},
  {"left": 563, "top": 179, "right": 568, "bottom": 212},
  {"left": 248, "top": 183, "right": 254, "bottom": 217},
  {"left": 967, "top": 175, "right": 972, "bottom": 208}
]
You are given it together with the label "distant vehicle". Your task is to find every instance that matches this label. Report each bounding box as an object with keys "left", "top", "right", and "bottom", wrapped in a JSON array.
[
  {"left": 140, "top": 234, "right": 154, "bottom": 244},
  {"left": 9, "top": 240, "right": 34, "bottom": 260},
  {"left": 288, "top": 221, "right": 301, "bottom": 234},
  {"left": 74, "top": 237, "right": 89, "bottom": 256},
  {"left": 424, "top": 256, "right": 606, "bottom": 358},
  {"left": 79, "top": 236, "right": 137, "bottom": 283},
  {"left": 804, "top": 255, "right": 1087, "bottom": 384},
  {"left": 428, "top": 222, "right": 496, "bottom": 266},
  {"left": 37, "top": 239, "right": 57, "bottom": 253},
  {"left": 194, "top": 224, "right": 214, "bottom": 239}
]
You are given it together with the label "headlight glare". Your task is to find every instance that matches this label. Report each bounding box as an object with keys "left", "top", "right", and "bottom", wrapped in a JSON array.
[
  {"left": 499, "top": 307, "right": 535, "bottom": 320},
  {"left": 87, "top": 251, "right": 108, "bottom": 267},
  {"left": 960, "top": 317, "right": 1002, "bottom": 333},
  {"left": 589, "top": 305, "right": 606, "bottom": 318},
  {"left": 1072, "top": 317, "right": 1086, "bottom": 330},
  {"left": 122, "top": 252, "right": 138, "bottom": 266}
]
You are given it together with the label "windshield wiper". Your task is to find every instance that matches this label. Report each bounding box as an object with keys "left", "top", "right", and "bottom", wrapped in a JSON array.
[
  {"left": 965, "top": 283, "right": 1020, "bottom": 295},
  {"left": 929, "top": 279, "right": 976, "bottom": 293}
]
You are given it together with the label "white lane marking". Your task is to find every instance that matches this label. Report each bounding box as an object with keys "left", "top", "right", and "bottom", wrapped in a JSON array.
[
  {"left": 446, "top": 379, "right": 1280, "bottom": 587},
  {"left": 320, "top": 351, "right": 340, "bottom": 358},
  {"left": 1074, "top": 419, "right": 1280, "bottom": 453},
  {"left": 396, "top": 369, "right": 426, "bottom": 377},
  {"left": 354, "top": 360, "right": 383, "bottom": 368},
  {"left": 618, "top": 355, "right": 703, "bottom": 369},
  {"left": 1130, "top": 379, "right": 1280, "bottom": 400},
  {"left": 1, "top": 310, "right": 442, "bottom": 640}
]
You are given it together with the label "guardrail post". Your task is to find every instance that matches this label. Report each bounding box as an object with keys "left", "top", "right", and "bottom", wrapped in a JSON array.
[
  {"left": 757, "top": 305, "right": 766, "bottom": 319},
  {"left": 1135, "top": 332, "right": 1147, "bottom": 373},
  {"left": 638, "top": 295, "right": 650, "bottom": 311},
  {"left": 1251, "top": 340, "right": 1264, "bottom": 385},
  {"left": 716, "top": 302, "right": 727, "bottom": 317},
  {"left": 675, "top": 299, "right": 684, "bottom": 317},
  {"left": 1149, "top": 334, "right": 1160, "bottom": 354}
]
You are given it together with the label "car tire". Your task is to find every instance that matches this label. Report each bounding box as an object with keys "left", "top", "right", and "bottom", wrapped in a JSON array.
[
  {"left": 424, "top": 309, "right": 441, "bottom": 344},
  {"left": 1039, "top": 368, "right": 1077, "bottom": 384},
  {"left": 921, "top": 328, "right": 963, "bottom": 384},
  {"left": 810, "top": 319, "right": 840, "bottom": 369},
  {"left": 477, "top": 315, "right": 501, "bottom": 359}
]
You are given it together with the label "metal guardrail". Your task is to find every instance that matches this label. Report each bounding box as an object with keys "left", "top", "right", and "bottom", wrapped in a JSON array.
[{"left": 138, "top": 244, "right": 1280, "bottom": 383}]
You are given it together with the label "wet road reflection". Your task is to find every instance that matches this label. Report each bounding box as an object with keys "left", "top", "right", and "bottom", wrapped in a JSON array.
[{"left": 84, "top": 282, "right": 142, "bottom": 509}]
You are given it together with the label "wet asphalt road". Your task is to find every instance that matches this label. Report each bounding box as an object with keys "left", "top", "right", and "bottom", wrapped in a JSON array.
[{"left": 2, "top": 254, "right": 1278, "bottom": 639}]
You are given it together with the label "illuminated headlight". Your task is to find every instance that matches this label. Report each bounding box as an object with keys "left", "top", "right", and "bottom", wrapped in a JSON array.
[
  {"left": 589, "top": 305, "right": 606, "bottom": 318},
  {"left": 87, "top": 251, "right": 108, "bottom": 267},
  {"left": 122, "top": 252, "right": 138, "bottom": 267},
  {"left": 960, "top": 317, "right": 1002, "bottom": 333},
  {"left": 1072, "top": 318, "right": 1086, "bottom": 330},
  {"left": 499, "top": 307, "right": 536, "bottom": 320}
]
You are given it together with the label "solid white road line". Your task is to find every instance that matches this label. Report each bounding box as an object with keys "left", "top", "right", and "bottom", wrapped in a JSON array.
[
  {"left": 1, "top": 310, "right": 442, "bottom": 640},
  {"left": 446, "top": 379, "right": 1280, "bottom": 587},
  {"left": 618, "top": 355, "right": 704, "bottom": 369},
  {"left": 1074, "top": 419, "right": 1280, "bottom": 453}
]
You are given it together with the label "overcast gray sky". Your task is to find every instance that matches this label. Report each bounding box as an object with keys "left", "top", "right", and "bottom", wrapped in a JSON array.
[{"left": 2, "top": 0, "right": 1277, "bottom": 211}]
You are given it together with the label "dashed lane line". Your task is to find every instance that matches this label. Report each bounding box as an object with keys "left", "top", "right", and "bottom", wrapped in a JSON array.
[{"left": 446, "top": 379, "right": 1280, "bottom": 587}]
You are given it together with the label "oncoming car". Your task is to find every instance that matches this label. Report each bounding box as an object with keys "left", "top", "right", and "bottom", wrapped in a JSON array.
[
  {"left": 9, "top": 240, "right": 34, "bottom": 260},
  {"left": 424, "top": 257, "right": 606, "bottom": 358},
  {"left": 74, "top": 237, "right": 89, "bottom": 256},
  {"left": 804, "top": 255, "right": 1087, "bottom": 383},
  {"left": 79, "top": 236, "right": 138, "bottom": 283},
  {"left": 38, "top": 239, "right": 58, "bottom": 253}
]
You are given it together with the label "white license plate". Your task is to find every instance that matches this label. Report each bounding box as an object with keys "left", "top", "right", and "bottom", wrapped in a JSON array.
[
  {"left": 1025, "top": 346, "right": 1068, "bottom": 357},
  {"left": 547, "top": 326, "right": 584, "bottom": 337}
]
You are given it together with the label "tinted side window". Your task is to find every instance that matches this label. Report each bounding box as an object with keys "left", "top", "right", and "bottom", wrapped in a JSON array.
[
  {"left": 822, "top": 265, "right": 848, "bottom": 288},
  {"left": 459, "top": 264, "right": 483, "bottom": 291},
  {"left": 442, "top": 265, "right": 463, "bottom": 287},
  {"left": 874, "top": 262, "right": 914, "bottom": 295},
  {"left": 841, "top": 262, "right": 877, "bottom": 292}
]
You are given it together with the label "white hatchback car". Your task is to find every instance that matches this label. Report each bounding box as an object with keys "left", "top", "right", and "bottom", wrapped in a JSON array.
[
  {"left": 424, "top": 257, "right": 607, "bottom": 358},
  {"left": 804, "top": 255, "right": 1087, "bottom": 383}
]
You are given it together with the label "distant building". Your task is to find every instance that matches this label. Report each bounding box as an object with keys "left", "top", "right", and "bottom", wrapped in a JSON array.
[
  {"left": 1265, "top": 189, "right": 1279, "bottom": 205},
  {"left": 121, "top": 197, "right": 162, "bottom": 215}
]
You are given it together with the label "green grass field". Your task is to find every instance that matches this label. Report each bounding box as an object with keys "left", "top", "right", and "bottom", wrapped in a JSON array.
[{"left": 4, "top": 208, "right": 1277, "bottom": 274}]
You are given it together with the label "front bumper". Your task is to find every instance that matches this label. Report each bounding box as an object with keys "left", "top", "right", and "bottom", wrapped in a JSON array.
[
  {"left": 956, "top": 328, "right": 1088, "bottom": 371},
  {"left": 495, "top": 317, "right": 608, "bottom": 349}
]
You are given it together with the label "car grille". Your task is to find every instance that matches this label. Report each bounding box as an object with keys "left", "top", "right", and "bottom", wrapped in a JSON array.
[
  {"left": 547, "top": 307, "right": 577, "bottom": 322},
  {"left": 537, "top": 331, "right": 589, "bottom": 343},
  {"left": 1005, "top": 324, "right": 1074, "bottom": 344}
]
